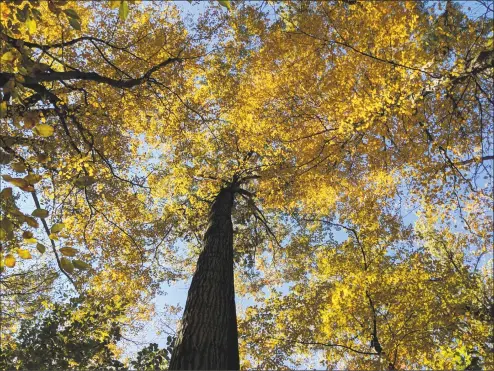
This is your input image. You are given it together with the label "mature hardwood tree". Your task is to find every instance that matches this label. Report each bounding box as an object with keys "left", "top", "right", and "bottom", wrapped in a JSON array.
[
  {"left": 170, "top": 182, "right": 240, "bottom": 369},
  {"left": 1, "top": 1, "right": 492, "bottom": 370}
]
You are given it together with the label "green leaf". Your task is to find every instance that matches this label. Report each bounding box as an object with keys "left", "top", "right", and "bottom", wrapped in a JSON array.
[
  {"left": 68, "top": 17, "right": 81, "bottom": 31},
  {"left": 60, "top": 257, "right": 74, "bottom": 274},
  {"left": 60, "top": 247, "right": 78, "bottom": 257},
  {"left": 51, "top": 223, "right": 65, "bottom": 234},
  {"left": 73, "top": 259, "right": 91, "bottom": 270},
  {"left": 63, "top": 8, "right": 80, "bottom": 20},
  {"left": 119, "top": 1, "right": 129, "bottom": 21},
  {"left": 218, "top": 0, "right": 232, "bottom": 10},
  {"left": 32, "top": 208, "right": 49, "bottom": 218}
]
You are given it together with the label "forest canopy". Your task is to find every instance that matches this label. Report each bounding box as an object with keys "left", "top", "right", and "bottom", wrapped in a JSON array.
[{"left": 0, "top": 0, "right": 493, "bottom": 370}]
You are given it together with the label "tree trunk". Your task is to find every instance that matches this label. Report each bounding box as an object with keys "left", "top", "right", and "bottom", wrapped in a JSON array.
[{"left": 169, "top": 187, "right": 240, "bottom": 370}]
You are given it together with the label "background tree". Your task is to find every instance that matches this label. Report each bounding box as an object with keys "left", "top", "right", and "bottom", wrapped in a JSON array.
[{"left": 0, "top": 294, "right": 127, "bottom": 370}]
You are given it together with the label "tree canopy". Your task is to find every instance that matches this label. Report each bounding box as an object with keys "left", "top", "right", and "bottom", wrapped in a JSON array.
[{"left": 1, "top": 1, "right": 492, "bottom": 370}]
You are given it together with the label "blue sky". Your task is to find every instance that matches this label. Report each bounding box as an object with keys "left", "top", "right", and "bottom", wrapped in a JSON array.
[
  {"left": 2, "top": 0, "right": 491, "bottom": 367},
  {"left": 121, "top": 1, "right": 493, "bottom": 366}
]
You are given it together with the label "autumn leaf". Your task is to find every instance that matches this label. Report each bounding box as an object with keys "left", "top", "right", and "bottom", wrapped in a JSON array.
[
  {"left": 25, "top": 17, "right": 36, "bottom": 34},
  {"left": 25, "top": 173, "right": 42, "bottom": 185},
  {"left": 0, "top": 187, "right": 12, "bottom": 200},
  {"left": 60, "top": 257, "right": 74, "bottom": 274},
  {"left": 218, "top": 0, "right": 232, "bottom": 11},
  {"left": 109, "top": 1, "right": 120, "bottom": 9},
  {"left": 2, "top": 176, "right": 28, "bottom": 189},
  {"left": 25, "top": 216, "right": 39, "bottom": 229},
  {"left": 74, "top": 176, "right": 96, "bottom": 188},
  {"left": 119, "top": 1, "right": 129, "bottom": 21},
  {"left": 36, "top": 243, "right": 46, "bottom": 254},
  {"left": 51, "top": 223, "right": 65, "bottom": 234},
  {"left": 11, "top": 162, "right": 26, "bottom": 173},
  {"left": 18, "top": 249, "right": 32, "bottom": 259},
  {"left": 59, "top": 247, "right": 78, "bottom": 257},
  {"left": 23, "top": 111, "right": 38, "bottom": 128},
  {"left": 1, "top": 51, "right": 16, "bottom": 63},
  {"left": 63, "top": 9, "right": 80, "bottom": 20},
  {"left": 73, "top": 259, "right": 91, "bottom": 270},
  {"left": 68, "top": 17, "right": 81, "bottom": 31},
  {"left": 5, "top": 254, "right": 15, "bottom": 268},
  {"left": 0, "top": 101, "right": 6, "bottom": 118},
  {"left": 32, "top": 209, "right": 49, "bottom": 218},
  {"left": 34, "top": 124, "right": 54, "bottom": 137},
  {"left": 22, "top": 231, "right": 34, "bottom": 239}
]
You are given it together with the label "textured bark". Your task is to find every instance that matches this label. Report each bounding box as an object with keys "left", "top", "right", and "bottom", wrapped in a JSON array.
[{"left": 169, "top": 187, "right": 239, "bottom": 370}]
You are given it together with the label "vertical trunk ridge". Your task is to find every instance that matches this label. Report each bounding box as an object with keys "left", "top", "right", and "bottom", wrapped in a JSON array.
[{"left": 169, "top": 187, "right": 240, "bottom": 370}]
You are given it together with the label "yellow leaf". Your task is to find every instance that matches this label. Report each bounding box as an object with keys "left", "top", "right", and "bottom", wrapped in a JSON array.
[
  {"left": 109, "top": 1, "right": 120, "bottom": 9},
  {"left": 5, "top": 254, "right": 15, "bottom": 268},
  {"left": 26, "top": 17, "right": 37, "bottom": 34},
  {"left": 1, "top": 51, "right": 16, "bottom": 63},
  {"left": 119, "top": 1, "right": 129, "bottom": 21},
  {"left": 60, "top": 247, "right": 78, "bottom": 257},
  {"left": 0, "top": 101, "right": 7, "bottom": 118},
  {"left": 18, "top": 249, "right": 32, "bottom": 259},
  {"left": 218, "top": 0, "right": 232, "bottom": 10},
  {"left": 34, "top": 124, "right": 54, "bottom": 137},
  {"left": 51, "top": 223, "right": 65, "bottom": 233}
]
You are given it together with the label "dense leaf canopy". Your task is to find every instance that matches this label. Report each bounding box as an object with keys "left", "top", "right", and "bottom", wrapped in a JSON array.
[{"left": 1, "top": 1, "right": 492, "bottom": 369}]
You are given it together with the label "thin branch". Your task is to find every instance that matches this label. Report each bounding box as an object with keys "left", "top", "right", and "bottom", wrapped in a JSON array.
[
  {"left": 268, "top": 336, "right": 379, "bottom": 356},
  {"left": 30, "top": 192, "right": 78, "bottom": 290}
]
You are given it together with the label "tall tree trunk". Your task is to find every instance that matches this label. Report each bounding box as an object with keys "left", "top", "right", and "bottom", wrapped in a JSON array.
[{"left": 169, "top": 187, "right": 240, "bottom": 370}]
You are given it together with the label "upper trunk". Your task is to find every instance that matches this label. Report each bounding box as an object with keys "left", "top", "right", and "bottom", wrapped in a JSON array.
[{"left": 169, "top": 187, "right": 240, "bottom": 370}]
